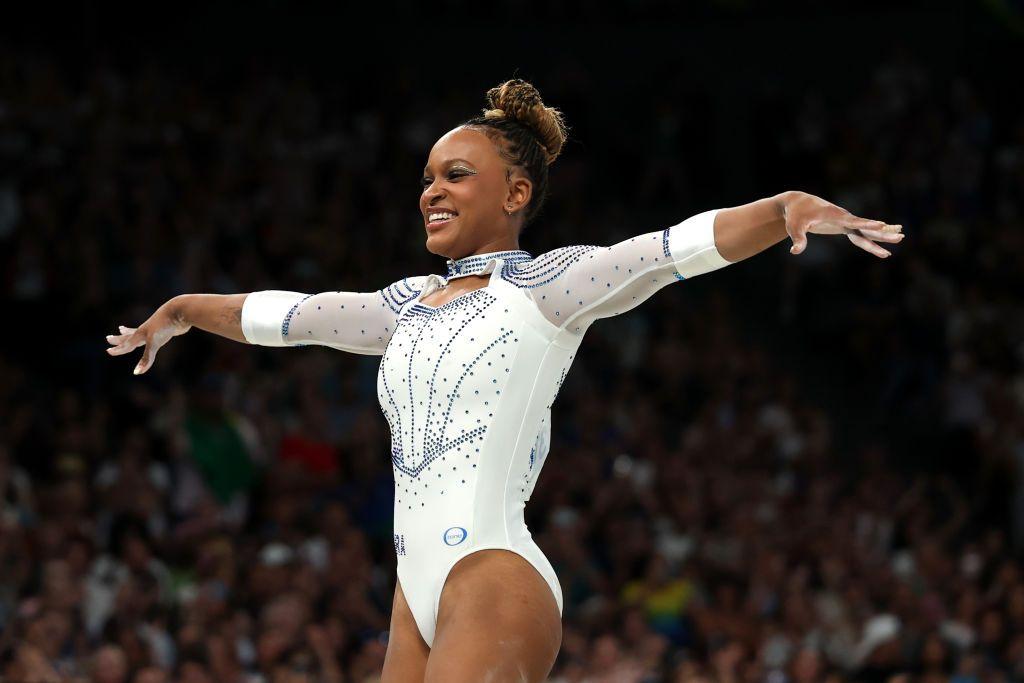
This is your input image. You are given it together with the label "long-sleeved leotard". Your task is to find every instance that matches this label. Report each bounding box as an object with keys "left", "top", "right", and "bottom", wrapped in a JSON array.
[
  {"left": 241, "top": 208, "right": 730, "bottom": 646},
  {"left": 240, "top": 276, "right": 429, "bottom": 353}
]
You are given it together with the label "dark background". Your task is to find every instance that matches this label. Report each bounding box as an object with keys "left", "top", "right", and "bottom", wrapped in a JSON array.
[{"left": 1, "top": 2, "right": 1023, "bottom": 682}]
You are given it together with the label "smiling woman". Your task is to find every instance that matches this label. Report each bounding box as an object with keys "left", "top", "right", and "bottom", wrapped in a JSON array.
[
  {"left": 420, "top": 80, "right": 566, "bottom": 242},
  {"left": 106, "top": 77, "right": 903, "bottom": 682}
]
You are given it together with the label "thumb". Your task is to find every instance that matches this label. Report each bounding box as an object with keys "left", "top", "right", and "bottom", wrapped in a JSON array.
[
  {"left": 790, "top": 227, "right": 808, "bottom": 255},
  {"left": 134, "top": 342, "right": 157, "bottom": 375}
]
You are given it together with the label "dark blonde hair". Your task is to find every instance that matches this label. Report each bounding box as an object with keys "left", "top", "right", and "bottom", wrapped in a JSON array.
[{"left": 463, "top": 78, "right": 569, "bottom": 229}]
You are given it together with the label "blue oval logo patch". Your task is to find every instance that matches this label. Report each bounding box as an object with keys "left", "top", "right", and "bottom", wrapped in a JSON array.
[{"left": 443, "top": 526, "right": 468, "bottom": 546}]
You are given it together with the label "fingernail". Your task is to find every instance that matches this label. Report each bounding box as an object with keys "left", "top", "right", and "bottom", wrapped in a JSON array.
[{"left": 133, "top": 365, "right": 142, "bottom": 375}]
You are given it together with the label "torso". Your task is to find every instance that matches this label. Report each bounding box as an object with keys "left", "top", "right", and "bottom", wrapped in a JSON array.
[
  {"left": 377, "top": 261, "right": 574, "bottom": 646},
  {"left": 371, "top": 228, "right": 700, "bottom": 647}
]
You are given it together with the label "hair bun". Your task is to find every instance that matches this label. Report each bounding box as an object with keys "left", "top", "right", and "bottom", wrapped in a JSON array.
[{"left": 483, "top": 78, "right": 568, "bottom": 164}]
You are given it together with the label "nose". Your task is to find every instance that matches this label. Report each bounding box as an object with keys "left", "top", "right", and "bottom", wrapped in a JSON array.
[{"left": 423, "top": 185, "right": 446, "bottom": 209}]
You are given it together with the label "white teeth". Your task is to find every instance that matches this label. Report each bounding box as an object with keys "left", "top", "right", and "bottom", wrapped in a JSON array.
[{"left": 428, "top": 212, "right": 455, "bottom": 222}]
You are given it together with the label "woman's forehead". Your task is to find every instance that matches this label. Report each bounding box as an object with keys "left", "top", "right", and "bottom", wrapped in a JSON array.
[{"left": 427, "top": 126, "right": 496, "bottom": 166}]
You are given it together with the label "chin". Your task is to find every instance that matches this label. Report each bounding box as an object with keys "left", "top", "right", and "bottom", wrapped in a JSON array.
[
  {"left": 425, "top": 228, "right": 457, "bottom": 250},
  {"left": 424, "top": 241, "right": 442, "bottom": 258}
]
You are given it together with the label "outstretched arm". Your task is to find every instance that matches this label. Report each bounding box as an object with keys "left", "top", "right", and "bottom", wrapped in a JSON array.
[
  {"left": 519, "top": 191, "right": 903, "bottom": 333},
  {"left": 105, "top": 294, "right": 247, "bottom": 375},
  {"left": 106, "top": 277, "right": 428, "bottom": 375},
  {"left": 513, "top": 209, "right": 729, "bottom": 333},
  {"left": 716, "top": 190, "right": 903, "bottom": 262},
  {"left": 240, "top": 275, "right": 427, "bottom": 352}
]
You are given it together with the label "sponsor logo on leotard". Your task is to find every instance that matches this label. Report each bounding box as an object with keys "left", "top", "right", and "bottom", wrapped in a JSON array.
[
  {"left": 393, "top": 533, "right": 406, "bottom": 556},
  {"left": 442, "top": 526, "right": 468, "bottom": 546}
]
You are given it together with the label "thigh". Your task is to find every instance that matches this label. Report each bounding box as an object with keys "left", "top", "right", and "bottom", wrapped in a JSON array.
[
  {"left": 424, "top": 549, "right": 562, "bottom": 683},
  {"left": 381, "top": 579, "right": 430, "bottom": 683}
]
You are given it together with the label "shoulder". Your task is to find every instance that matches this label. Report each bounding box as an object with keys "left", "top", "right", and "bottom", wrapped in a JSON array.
[
  {"left": 499, "top": 245, "right": 600, "bottom": 288},
  {"left": 379, "top": 274, "right": 433, "bottom": 313}
]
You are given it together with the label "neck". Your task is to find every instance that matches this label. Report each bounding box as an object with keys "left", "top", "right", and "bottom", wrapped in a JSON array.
[
  {"left": 455, "top": 238, "right": 520, "bottom": 259},
  {"left": 444, "top": 245, "right": 534, "bottom": 279}
]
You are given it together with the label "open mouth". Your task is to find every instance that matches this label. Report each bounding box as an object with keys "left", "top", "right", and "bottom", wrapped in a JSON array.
[{"left": 426, "top": 211, "right": 458, "bottom": 229}]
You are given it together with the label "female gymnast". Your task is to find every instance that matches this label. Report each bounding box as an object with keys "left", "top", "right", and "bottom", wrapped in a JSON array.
[{"left": 105, "top": 79, "right": 903, "bottom": 681}]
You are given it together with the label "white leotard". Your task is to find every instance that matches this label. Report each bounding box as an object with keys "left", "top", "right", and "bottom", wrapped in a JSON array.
[{"left": 241, "top": 208, "right": 730, "bottom": 646}]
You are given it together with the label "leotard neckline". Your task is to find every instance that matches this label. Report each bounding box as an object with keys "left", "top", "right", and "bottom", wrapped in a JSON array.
[{"left": 445, "top": 249, "right": 534, "bottom": 278}]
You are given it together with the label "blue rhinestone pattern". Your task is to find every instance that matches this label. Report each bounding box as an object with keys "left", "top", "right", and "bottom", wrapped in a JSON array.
[
  {"left": 446, "top": 250, "right": 533, "bottom": 277},
  {"left": 379, "top": 289, "right": 513, "bottom": 481},
  {"left": 276, "top": 275, "right": 430, "bottom": 353},
  {"left": 382, "top": 277, "right": 428, "bottom": 313},
  {"left": 663, "top": 227, "right": 685, "bottom": 281},
  {"left": 494, "top": 229, "right": 687, "bottom": 330},
  {"left": 374, "top": 226, "right": 697, "bottom": 513}
]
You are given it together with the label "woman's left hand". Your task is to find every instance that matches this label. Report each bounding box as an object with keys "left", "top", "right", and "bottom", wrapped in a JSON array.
[{"left": 784, "top": 191, "right": 904, "bottom": 258}]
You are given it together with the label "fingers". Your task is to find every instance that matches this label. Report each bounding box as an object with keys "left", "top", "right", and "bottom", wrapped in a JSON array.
[
  {"left": 852, "top": 227, "right": 905, "bottom": 243},
  {"left": 105, "top": 328, "right": 146, "bottom": 356},
  {"left": 845, "top": 217, "right": 886, "bottom": 231},
  {"left": 106, "top": 325, "right": 137, "bottom": 344},
  {"left": 847, "top": 217, "right": 903, "bottom": 233},
  {"left": 789, "top": 227, "right": 808, "bottom": 255},
  {"left": 846, "top": 219, "right": 905, "bottom": 257},
  {"left": 791, "top": 217, "right": 904, "bottom": 256},
  {"left": 848, "top": 232, "right": 891, "bottom": 258},
  {"left": 104, "top": 325, "right": 156, "bottom": 375}
]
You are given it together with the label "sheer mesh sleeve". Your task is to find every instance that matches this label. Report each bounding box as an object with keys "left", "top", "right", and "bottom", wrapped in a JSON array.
[
  {"left": 509, "top": 209, "right": 731, "bottom": 333},
  {"left": 240, "top": 275, "right": 429, "bottom": 355}
]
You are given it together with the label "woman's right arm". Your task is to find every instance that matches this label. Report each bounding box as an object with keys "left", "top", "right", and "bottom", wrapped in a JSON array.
[
  {"left": 106, "top": 277, "right": 429, "bottom": 375},
  {"left": 177, "top": 293, "right": 251, "bottom": 343},
  {"left": 105, "top": 293, "right": 251, "bottom": 375}
]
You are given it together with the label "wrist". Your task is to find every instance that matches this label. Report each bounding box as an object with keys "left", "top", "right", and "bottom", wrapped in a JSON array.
[
  {"left": 773, "top": 190, "right": 801, "bottom": 220},
  {"left": 167, "top": 294, "right": 192, "bottom": 326}
]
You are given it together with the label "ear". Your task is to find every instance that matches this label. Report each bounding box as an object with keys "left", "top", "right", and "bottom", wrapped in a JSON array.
[{"left": 504, "top": 169, "right": 533, "bottom": 215}]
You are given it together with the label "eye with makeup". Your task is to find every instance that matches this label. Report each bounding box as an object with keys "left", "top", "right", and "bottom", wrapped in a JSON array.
[{"left": 420, "top": 167, "right": 475, "bottom": 189}]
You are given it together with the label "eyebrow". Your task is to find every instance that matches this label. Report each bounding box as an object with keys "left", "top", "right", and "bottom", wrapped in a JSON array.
[{"left": 422, "top": 158, "right": 475, "bottom": 175}]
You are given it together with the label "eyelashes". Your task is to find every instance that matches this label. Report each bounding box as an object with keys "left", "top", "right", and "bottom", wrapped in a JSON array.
[{"left": 420, "top": 169, "right": 474, "bottom": 189}]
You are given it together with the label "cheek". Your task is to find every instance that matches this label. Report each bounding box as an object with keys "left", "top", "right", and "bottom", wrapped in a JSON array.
[{"left": 460, "top": 177, "right": 502, "bottom": 213}]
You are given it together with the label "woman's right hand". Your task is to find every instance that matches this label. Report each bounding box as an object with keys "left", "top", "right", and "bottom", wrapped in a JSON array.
[{"left": 106, "top": 299, "right": 192, "bottom": 375}]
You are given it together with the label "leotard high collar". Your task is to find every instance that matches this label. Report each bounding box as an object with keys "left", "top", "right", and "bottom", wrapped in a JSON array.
[{"left": 445, "top": 250, "right": 534, "bottom": 278}]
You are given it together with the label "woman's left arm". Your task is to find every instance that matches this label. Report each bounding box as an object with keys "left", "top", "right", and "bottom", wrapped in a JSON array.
[
  {"left": 522, "top": 191, "right": 904, "bottom": 334},
  {"left": 715, "top": 190, "right": 904, "bottom": 262}
]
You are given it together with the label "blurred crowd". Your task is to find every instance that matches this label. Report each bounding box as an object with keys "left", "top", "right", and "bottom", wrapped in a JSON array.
[{"left": 1, "top": 33, "right": 1024, "bottom": 683}]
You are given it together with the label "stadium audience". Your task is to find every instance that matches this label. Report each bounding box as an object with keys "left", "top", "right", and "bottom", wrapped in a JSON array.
[{"left": 1, "top": 42, "right": 1022, "bottom": 682}]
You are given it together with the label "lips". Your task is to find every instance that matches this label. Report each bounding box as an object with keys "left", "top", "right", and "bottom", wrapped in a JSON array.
[
  {"left": 427, "top": 217, "right": 457, "bottom": 232},
  {"left": 425, "top": 209, "right": 459, "bottom": 230}
]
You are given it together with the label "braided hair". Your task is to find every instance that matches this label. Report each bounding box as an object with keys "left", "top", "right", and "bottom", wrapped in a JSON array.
[{"left": 462, "top": 78, "right": 569, "bottom": 229}]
